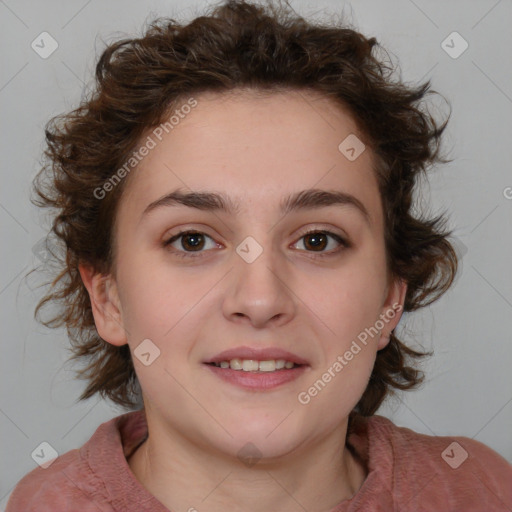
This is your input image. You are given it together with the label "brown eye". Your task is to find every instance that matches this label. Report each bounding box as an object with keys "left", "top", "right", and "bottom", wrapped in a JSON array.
[
  {"left": 303, "top": 232, "right": 329, "bottom": 251},
  {"left": 293, "top": 230, "right": 349, "bottom": 257},
  {"left": 163, "top": 230, "right": 218, "bottom": 258},
  {"left": 180, "top": 232, "right": 206, "bottom": 251}
]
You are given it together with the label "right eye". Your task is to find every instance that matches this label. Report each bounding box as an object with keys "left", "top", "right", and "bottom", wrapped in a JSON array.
[{"left": 163, "top": 230, "right": 221, "bottom": 259}]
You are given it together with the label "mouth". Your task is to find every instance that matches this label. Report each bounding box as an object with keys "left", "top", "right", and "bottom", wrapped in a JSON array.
[
  {"left": 205, "top": 359, "right": 304, "bottom": 372},
  {"left": 202, "top": 346, "right": 310, "bottom": 390},
  {"left": 204, "top": 346, "right": 309, "bottom": 368},
  {"left": 203, "top": 361, "right": 308, "bottom": 390}
]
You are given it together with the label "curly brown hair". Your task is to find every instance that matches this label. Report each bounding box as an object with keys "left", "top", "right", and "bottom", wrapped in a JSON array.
[{"left": 32, "top": 0, "right": 457, "bottom": 415}]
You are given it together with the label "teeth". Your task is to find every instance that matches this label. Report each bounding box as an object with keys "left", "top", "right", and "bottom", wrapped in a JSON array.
[
  {"left": 230, "top": 358, "right": 243, "bottom": 370},
  {"left": 212, "top": 358, "right": 299, "bottom": 372},
  {"left": 242, "top": 360, "right": 259, "bottom": 372},
  {"left": 258, "top": 360, "right": 276, "bottom": 372}
]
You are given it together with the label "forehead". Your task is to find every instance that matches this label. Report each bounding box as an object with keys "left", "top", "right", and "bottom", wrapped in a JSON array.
[{"left": 119, "top": 89, "right": 381, "bottom": 223}]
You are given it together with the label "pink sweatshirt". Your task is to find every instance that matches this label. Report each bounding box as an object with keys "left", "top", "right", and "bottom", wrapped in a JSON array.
[{"left": 6, "top": 409, "right": 512, "bottom": 511}]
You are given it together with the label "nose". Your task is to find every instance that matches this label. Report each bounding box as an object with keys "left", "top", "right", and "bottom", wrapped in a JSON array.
[{"left": 222, "top": 242, "right": 297, "bottom": 329}]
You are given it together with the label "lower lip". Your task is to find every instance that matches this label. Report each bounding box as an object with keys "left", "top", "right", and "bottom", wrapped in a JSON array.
[{"left": 203, "top": 364, "right": 308, "bottom": 390}]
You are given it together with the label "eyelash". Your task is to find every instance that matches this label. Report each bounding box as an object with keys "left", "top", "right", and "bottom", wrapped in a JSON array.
[{"left": 163, "top": 228, "right": 350, "bottom": 260}]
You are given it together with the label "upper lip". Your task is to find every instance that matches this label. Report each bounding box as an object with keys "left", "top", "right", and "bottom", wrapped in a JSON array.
[{"left": 204, "top": 346, "right": 309, "bottom": 365}]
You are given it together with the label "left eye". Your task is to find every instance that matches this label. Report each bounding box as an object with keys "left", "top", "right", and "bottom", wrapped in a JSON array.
[{"left": 292, "top": 230, "right": 347, "bottom": 254}]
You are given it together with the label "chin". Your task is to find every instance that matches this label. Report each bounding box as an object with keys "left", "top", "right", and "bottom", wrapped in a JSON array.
[
  {"left": 225, "top": 417, "right": 304, "bottom": 453},
  {"left": 220, "top": 435, "right": 301, "bottom": 465}
]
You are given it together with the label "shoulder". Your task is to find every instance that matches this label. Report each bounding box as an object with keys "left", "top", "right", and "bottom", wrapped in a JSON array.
[
  {"left": 4, "top": 410, "right": 146, "bottom": 512},
  {"left": 5, "top": 448, "right": 107, "bottom": 512},
  {"left": 366, "top": 414, "right": 512, "bottom": 510}
]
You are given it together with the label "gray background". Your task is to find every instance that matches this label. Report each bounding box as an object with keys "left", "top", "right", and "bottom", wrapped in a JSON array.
[{"left": 1, "top": 0, "right": 511, "bottom": 505}]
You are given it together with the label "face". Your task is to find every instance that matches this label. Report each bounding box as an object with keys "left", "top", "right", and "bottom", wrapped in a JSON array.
[{"left": 81, "top": 89, "right": 405, "bottom": 460}]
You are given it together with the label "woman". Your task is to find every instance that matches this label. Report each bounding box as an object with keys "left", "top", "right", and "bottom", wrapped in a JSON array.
[{"left": 7, "top": 1, "right": 511, "bottom": 510}]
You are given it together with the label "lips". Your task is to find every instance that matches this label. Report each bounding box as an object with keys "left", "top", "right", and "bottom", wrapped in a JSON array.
[{"left": 203, "top": 346, "right": 309, "bottom": 366}]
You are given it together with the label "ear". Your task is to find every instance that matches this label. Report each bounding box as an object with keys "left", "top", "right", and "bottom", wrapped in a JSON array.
[
  {"left": 78, "top": 262, "right": 127, "bottom": 346},
  {"left": 377, "top": 278, "right": 407, "bottom": 350}
]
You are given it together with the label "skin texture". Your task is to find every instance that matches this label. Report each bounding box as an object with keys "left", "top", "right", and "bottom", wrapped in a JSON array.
[{"left": 80, "top": 89, "right": 406, "bottom": 512}]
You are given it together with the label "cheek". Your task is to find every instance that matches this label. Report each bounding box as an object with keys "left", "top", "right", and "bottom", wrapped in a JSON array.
[
  {"left": 295, "top": 266, "right": 385, "bottom": 417},
  {"left": 114, "top": 217, "right": 179, "bottom": 319},
  {"left": 115, "top": 250, "right": 204, "bottom": 341},
  {"left": 305, "top": 255, "right": 387, "bottom": 336}
]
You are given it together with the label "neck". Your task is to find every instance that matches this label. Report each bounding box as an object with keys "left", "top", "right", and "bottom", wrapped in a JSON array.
[{"left": 128, "top": 414, "right": 367, "bottom": 512}]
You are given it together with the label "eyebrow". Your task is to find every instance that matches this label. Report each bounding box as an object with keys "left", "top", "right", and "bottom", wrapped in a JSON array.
[{"left": 142, "top": 188, "right": 370, "bottom": 224}]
